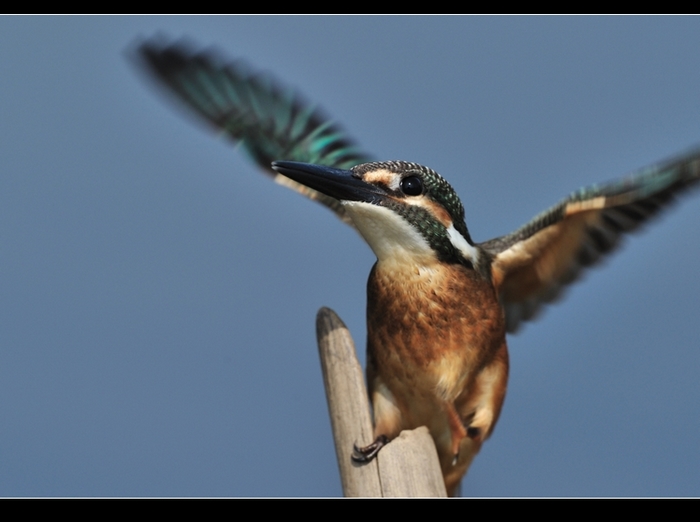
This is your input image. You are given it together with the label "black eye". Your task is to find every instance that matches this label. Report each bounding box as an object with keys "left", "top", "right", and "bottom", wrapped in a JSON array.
[{"left": 400, "top": 176, "right": 423, "bottom": 196}]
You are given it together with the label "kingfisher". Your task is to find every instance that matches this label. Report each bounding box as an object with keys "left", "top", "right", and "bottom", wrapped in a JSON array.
[{"left": 134, "top": 38, "right": 700, "bottom": 496}]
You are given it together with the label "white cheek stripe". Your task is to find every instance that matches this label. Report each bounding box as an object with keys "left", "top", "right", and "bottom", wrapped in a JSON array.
[{"left": 447, "top": 224, "right": 479, "bottom": 263}]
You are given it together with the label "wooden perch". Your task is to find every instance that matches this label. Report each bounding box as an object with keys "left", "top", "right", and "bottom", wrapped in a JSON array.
[{"left": 315, "top": 307, "right": 447, "bottom": 497}]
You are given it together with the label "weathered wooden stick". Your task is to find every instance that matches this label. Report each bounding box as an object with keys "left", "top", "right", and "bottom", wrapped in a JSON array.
[
  {"left": 315, "top": 306, "right": 381, "bottom": 496},
  {"left": 376, "top": 427, "right": 447, "bottom": 497},
  {"left": 316, "top": 307, "right": 446, "bottom": 497}
]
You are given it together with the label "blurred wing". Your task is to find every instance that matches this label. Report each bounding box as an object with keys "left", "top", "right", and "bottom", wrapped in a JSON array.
[
  {"left": 133, "top": 36, "right": 374, "bottom": 226},
  {"left": 480, "top": 148, "right": 700, "bottom": 333}
]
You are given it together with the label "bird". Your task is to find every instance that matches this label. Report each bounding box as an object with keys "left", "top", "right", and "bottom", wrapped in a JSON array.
[{"left": 133, "top": 37, "right": 700, "bottom": 496}]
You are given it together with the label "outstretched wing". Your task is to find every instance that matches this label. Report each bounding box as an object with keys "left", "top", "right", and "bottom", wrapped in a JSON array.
[
  {"left": 480, "top": 148, "right": 700, "bottom": 333},
  {"left": 133, "top": 36, "right": 373, "bottom": 226}
]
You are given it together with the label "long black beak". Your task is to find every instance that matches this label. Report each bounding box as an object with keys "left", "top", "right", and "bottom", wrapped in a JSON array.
[{"left": 271, "top": 161, "right": 386, "bottom": 203}]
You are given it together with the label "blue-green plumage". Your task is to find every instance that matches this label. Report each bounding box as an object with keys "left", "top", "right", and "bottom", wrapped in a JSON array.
[
  {"left": 137, "top": 39, "right": 371, "bottom": 170},
  {"left": 137, "top": 38, "right": 374, "bottom": 226}
]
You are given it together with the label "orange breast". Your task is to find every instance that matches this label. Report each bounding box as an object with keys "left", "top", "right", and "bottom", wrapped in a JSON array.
[{"left": 365, "top": 260, "right": 506, "bottom": 426}]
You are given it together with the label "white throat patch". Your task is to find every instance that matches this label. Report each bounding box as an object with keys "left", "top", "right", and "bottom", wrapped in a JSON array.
[{"left": 343, "top": 201, "right": 435, "bottom": 263}]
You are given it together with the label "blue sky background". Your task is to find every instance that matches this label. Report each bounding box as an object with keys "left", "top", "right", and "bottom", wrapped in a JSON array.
[{"left": 2, "top": 16, "right": 700, "bottom": 496}]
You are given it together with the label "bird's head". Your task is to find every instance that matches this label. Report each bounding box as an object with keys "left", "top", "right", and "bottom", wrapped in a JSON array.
[{"left": 271, "top": 160, "right": 479, "bottom": 269}]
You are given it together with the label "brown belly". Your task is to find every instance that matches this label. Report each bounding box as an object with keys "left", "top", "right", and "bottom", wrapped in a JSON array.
[{"left": 365, "top": 260, "right": 508, "bottom": 493}]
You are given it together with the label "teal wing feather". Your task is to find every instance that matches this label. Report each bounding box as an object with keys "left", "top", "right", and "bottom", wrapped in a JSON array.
[
  {"left": 480, "top": 148, "right": 700, "bottom": 333},
  {"left": 134, "top": 37, "right": 373, "bottom": 225}
]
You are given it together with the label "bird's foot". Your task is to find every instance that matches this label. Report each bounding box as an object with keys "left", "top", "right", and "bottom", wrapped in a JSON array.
[
  {"left": 352, "top": 435, "right": 389, "bottom": 463},
  {"left": 467, "top": 426, "right": 481, "bottom": 439}
]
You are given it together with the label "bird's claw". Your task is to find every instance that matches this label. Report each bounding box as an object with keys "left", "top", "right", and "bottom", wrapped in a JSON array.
[{"left": 352, "top": 435, "right": 389, "bottom": 463}]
